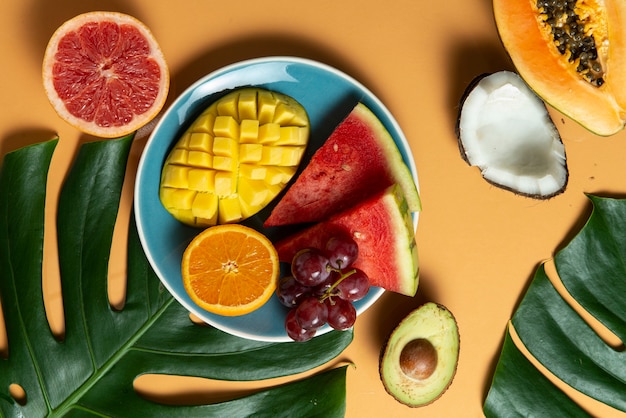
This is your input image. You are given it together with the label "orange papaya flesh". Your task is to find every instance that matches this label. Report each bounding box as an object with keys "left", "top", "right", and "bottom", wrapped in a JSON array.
[{"left": 493, "top": 0, "right": 626, "bottom": 136}]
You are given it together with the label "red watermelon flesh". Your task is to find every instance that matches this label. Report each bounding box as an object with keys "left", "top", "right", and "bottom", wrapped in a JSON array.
[
  {"left": 274, "top": 184, "right": 419, "bottom": 296},
  {"left": 263, "top": 103, "right": 420, "bottom": 227}
]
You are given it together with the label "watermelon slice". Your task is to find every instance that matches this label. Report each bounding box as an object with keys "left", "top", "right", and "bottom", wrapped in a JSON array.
[
  {"left": 274, "top": 184, "right": 419, "bottom": 296},
  {"left": 263, "top": 102, "right": 421, "bottom": 227}
]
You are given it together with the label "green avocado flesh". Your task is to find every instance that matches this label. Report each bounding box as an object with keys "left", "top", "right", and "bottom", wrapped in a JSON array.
[{"left": 380, "top": 302, "right": 459, "bottom": 407}]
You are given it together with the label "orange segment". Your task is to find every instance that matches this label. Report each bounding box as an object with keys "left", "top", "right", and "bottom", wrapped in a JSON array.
[{"left": 181, "top": 224, "right": 279, "bottom": 316}]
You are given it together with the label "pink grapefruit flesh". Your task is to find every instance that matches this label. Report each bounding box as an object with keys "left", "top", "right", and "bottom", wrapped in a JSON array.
[{"left": 42, "top": 12, "right": 169, "bottom": 138}]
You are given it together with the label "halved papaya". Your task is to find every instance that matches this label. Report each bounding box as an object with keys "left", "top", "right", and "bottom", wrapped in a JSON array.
[{"left": 493, "top": 0, "right": 626, "bottom": 136}]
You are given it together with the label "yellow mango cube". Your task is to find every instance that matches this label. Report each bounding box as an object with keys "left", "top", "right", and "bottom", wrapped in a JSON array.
[
  {"left": 191, "top": 192, "right": 218, "bottom": 225},
  {"left": 216, "top": 93, "right": 239, "bottom": 118},
  {"left": 169, "top": 188, "right": 196, "bottom": 210},
  {"left": 238, "top": 90, "right": 258, "bottom": 121},
  {"left": 213, "top": 137, "right": 238, "bottom": 157},
  {"left": 239, "top": 163, "right": 267, "bottom": 180},
  {"left": 240, "top": 119, "right": 260, "bottom": 144},
  {"left": 213, "top": 115, "right": 239, "bottom": 139},
  {"left": 273, "top": 102, "right": 296, "bottom": 125},
  {"left": 259, "top": 146, "right": 283, "bottom": 165},
  {"left": 258, "top": 123, "right": 281, "bottom": 144},
  {"left": 213, "top": 156, "right": 236, "bottom": 172},
  {"left": 161, "top": 165, "right": 190, "bottom": 189},
  {"left": 239, "top": 144, "right": 263, "bottom": 163},
  {"left": 167, "top": 148, "right": 188, "bottom": 165},
  {"left": 188, "top": 132, "right": 213, "bottom": 152},
  {"left": 187, "top": 151, "right": 213, "bottom": 168},
  {"left": 279, "top": 146, "right": 306, "bottom": 166},
  {"left": 191, "top": 111, "right": 217, "bottom": 133},
  {"left": 276, "top": 126, "right": 308, "bottom": 146},
  {"left": 257, "top": 90, "right": 277, "bottom": 124},
  {"left": 238, "top": 178, "right": 269, "bottom": 217},
  {"left": 187, "top": 169, "right": 216, "bottom": 192},
  {"left": 214, "top": 171, "right": 236, "bottom": 196},
  {"left": 264, "top": 166, "right": 296, "bottom": 185},
  {"left": 218, "top": 197, "right": 243, "bottom": 224}
]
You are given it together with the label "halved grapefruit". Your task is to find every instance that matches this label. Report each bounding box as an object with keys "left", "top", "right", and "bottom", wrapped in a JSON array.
[{"left": 42, "top": 11, "right": 169, "bottom": 138}]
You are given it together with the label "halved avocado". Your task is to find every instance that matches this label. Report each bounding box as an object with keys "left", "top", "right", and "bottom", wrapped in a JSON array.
[
  {"left": 456, "top": 71, "right": 568, "bottom": 199},
  {"left": 379, "top": 302, "right": 459, "bottom": 407}
]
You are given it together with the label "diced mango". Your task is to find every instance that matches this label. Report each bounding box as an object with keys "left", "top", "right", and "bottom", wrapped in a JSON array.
[
  {"left": 187, "top": 151, "right": 213, "bottom": 168},
  {"left": 169, "top": 188, "right": 196, "bottom": 210},
  {"left": 188, "top": 132, "right": 213, "bottom": 152},
  {"left": 188, "top": 169, "right": 216, "bottom": 192},
  {"left": 276, "top": 126, "right": 308, "bottom": 146},
  {"left": 213, "top": 116, "right": 239, "bottom": 139},
  {"left": 280, "top": 147, "right": 306, "bottom": 166},
  {"left": 216, "top": 92, "right": 239, "bottom": 118},
  {"left": 161, "top": 165, "right": 190, "bottom": 189},
  {"left": 259, "top": 146, "right": 283, "bottom": 165},
  {"left": 238, "top": 90, "right": 258, "bottom": 120},
  {"left": 213, "top": 155, "right": 236, "bottom": 172},
  {"left": 214, "top": 171, "right": 236, "bottom": 196},
  {"left": 264, "top": 166, "right": 296, "bottom": 185},
  {"left": 191, "top": 111, "right": 217, "bottom": 133},
  {"left": 191, "top": 192, "right": 218, "bottom": 224},
  {"left": 213, "top": 137, "right": 238, "bottom": 157},
  {"left": 258, "top": 123, "right": 281, "bottom": 144},
  {"left": 273, "top": 102, "right": 298, "bottom": 125},
  {"left": 167, "top": 148, "right": 188, "bottom": 165},
  {"left": 218, "top": 197, "right": 243, "bottom": 224},
  {"left": 240, "top": 119, "right": 260, "bottom": 144},
  {"left": 239, "top": 144, "right": 263, "bottom": 163},
  {"left": 239, "top": 163, "right": 267, "bottom": 180},
  {"left": 238, "top": 178, "right": 269, "bottom": 217},
  {"left": 257, "top": 90, "right": 277, "bottom": 124},
  {"left": 159, "top": 87, "right": 309, "bottom": 227}
]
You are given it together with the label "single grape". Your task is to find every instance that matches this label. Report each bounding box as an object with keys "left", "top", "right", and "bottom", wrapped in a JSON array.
[
  {"left": 295, "top": 296, "right": 328, "bottom": 330},
  {"left": 285, "top": 309, "right": 316, "bottom": 342},
  {"left": 276, "top": 276, "right": 311, "bottom": 308},
  {"left": 326, "top": 297, "right": 357, "bottom": 330},
  {"left": 336, "top": 268, "right": 370, "bottom": 302},
  {"left": 291, "top": 248, "right": 331, "bottom": 286},
  {"left": 325, "top": 235, "right": 358, "bottom": 269}
]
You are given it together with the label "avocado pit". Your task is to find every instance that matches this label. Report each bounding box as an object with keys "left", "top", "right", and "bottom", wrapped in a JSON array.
[
  {"left": 399, "top": 338, "right": 437, "bottom": 380},
  {"left": 380, "top": 302, "right": 460, "bottom": 408}
]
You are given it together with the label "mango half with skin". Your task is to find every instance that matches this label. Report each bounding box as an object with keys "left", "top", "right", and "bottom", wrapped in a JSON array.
[{"left": 159, "top": 88, "right": 310, "bottom": 227}]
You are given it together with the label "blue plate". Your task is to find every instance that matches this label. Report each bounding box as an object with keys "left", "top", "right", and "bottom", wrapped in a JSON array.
[{"left": 134, "top": 57, "right": 419, "bottom": 342}]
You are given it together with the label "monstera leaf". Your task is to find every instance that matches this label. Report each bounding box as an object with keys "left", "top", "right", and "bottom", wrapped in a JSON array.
[
  {"left": 0, "top": 136, "right": 352, "bottom": 417},
  {"left": 484, "top": 195, "right": 626, "bottom": 416}
]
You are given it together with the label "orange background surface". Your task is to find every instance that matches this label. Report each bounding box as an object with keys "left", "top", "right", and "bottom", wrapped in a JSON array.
[{"left": 1, "top": 0, "right": 626, "bottom": 417}]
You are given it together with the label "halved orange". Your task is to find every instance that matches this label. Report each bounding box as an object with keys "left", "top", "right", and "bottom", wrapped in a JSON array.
[
  {"left": 182, "top": 224, "right": 279, "bottom": 316},
  {"left": 42, "top": 11, "right": 169, "bottom": 138}
]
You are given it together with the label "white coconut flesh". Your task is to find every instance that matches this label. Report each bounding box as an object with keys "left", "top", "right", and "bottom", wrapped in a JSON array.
[{"left": 458, "top": 71, "right": 567, "bottom": 198}]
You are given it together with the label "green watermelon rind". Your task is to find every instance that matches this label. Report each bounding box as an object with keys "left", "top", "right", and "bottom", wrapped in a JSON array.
[
  {"left": 384, "top": 183, "right": 419, "bottom": 296},
  {"left": 352, "top": 103, "right": 421, "bottom": 212}
]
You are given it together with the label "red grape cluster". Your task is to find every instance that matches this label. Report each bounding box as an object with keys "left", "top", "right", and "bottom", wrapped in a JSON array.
[{"left": 277, "top": 235, "right": 370, "bottom": 342}]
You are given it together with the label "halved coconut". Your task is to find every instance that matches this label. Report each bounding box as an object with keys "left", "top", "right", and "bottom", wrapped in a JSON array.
[{"left": 456, "top": 71, "right": 568, "bottom": 199}]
